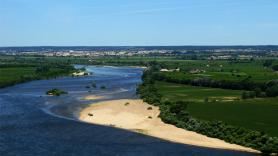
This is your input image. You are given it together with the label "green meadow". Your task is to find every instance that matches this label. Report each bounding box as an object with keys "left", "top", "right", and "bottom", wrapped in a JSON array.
[
  {"left": 156, "top": 81, "right": 278, "bottom": 137},
  {"left": 0, "top": 67, "right": 37, "bottom": 87}
]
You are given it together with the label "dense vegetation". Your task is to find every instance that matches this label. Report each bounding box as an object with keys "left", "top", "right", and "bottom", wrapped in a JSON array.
[
  {"left": 0, "top": 62, "right": 75, "bottom": 88},
  {"left": 137, "top": 64, "right": 278, "bottom": 154}
]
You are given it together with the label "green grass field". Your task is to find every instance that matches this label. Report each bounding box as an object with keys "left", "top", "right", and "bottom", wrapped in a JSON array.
[
  {"left": 0, "top": 67, "right": 36, "bottom": 86},
  {"left": 155, "top": 81, "right": 242, "bottom": 102},
  {"left": 156, "top": 81, "right": 278, "bottom": 137},
  {"left": 187, "top": 99, "right": 278, "bottom": 137}
]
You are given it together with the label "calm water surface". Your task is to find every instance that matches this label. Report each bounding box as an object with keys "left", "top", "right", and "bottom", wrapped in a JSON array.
[{"left": 0, "top": 66, "right": 258, "bottom": 156}]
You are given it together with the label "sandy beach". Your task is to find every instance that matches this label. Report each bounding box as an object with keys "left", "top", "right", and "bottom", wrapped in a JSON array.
[{"left": 79, "top": 99, "right": 259, "bottom": 153}]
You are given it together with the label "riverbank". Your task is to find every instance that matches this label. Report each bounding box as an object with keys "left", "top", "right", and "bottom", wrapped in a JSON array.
[
  {"left": 79, "top": 99, "right": 259, "bottom": 154},
  {"left": 0, "top": 64, "right": 75, "bottom": 88}
]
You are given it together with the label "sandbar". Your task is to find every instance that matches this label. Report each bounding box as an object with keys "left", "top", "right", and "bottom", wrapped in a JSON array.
[{"left": 79, "top": 99, "right": 259, "bottom": 153}]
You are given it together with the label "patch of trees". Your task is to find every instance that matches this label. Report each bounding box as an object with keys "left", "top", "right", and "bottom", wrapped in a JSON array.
[
  {"left": 266, "top": 85, "right": 278, "bottom": 97},
  {"left": 155, "top": 72, "right": 258, "bottom": 90},
  {"left": 35, "top": 64, "right": 75, "bottom": 79},
  {"left": 35, "top": 66, "right": 50, "bottom": 73},
  {"left": 241, "top": 91, "right": 256, "bottom": 99},
  {"left": 263, "top": 60, "right": 273, "bottom": 67},
  {"left": 272, "top": 65, "right": 278, "bottom": 71},
  {"left": 100, "top": 85, "right": 106, "bottom": 89},
  {"left": 155, "top": 73, "right": 278, "bottom": 98},
  {"left": 137, "top": 65, "right": 278, "bottom": 154},
  {"left": 137, "top": 66, "right": 161, "bottom": 106},
  {"left": 263, "top": 59, "right": 278, "bottom": 71},
  {"left": 265, "top": 80, "right": 278, "bottom": 97}
]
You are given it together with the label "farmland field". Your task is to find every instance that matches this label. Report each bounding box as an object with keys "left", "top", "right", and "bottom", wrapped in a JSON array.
[
  {"left": 155, "top": 81, "right": 242, "bottom": 102},
  {"left": 156, "top": 81, "right": 278, "bottom": 137},
  {"left": 159, "top": 60, "right": 278, "bottom": 83}
]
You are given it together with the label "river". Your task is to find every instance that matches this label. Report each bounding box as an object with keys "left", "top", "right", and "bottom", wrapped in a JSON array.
[{"left": 0, "top": 66, "right": 258, "bottom": 156}]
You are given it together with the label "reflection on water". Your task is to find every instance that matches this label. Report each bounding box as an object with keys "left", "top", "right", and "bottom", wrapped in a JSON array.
[{"left": 0, "top": 66, "right": 257, "bottom": 156}]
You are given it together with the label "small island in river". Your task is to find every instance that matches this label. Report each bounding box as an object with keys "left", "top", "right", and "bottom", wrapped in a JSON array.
[{"left": 46, "top": 89, "right": 68, "bottom": 96}]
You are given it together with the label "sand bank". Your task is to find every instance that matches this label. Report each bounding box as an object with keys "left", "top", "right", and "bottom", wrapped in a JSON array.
[
  {"left": 79, "top": 99, "right": 259, "bottom": 153},
  {"left": 82, "top": 95, "right": 104, "bottom": 100}
]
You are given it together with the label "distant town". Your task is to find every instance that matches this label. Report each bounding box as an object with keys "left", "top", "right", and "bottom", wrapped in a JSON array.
[{"left": 0, "top": 46, "right": 277, "bottom": 60}]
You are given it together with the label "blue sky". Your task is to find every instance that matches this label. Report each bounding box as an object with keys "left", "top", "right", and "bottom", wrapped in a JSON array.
[{"left": 0, "top": 0, "right": 277, "bottom": 46}]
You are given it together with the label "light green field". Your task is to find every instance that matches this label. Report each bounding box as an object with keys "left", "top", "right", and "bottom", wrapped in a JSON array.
[{"left": 155, "top": 81, "right": 242, "bottom": 102}]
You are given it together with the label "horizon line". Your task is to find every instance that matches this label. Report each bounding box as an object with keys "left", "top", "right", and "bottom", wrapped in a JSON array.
[{"left": 1, "top": 45, "right": 278, "bottom": 48}]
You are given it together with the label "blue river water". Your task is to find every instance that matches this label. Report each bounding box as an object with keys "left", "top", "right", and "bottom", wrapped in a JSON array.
[{"left": 0, "top": 66, "right": 258, "bottom": 156}]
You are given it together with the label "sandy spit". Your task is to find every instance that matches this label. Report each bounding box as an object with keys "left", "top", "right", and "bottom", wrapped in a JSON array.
[
  {"left": 79, "top": 99, "right": 259, "bottom": 153},
  {"left": 82, "top": 95, "right": 104, "bottom": 100}
]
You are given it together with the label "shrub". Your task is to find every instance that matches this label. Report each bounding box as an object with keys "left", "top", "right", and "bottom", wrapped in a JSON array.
[
  {"left": 242, "top": 91, "right": 248, "bottom": 99},
  {"left": 254, "top": 88, "right": 262, "bottom": 97},
  {"left": 92, "top": 83, "right": 97, "bottom": 88},
  {"left": 204, "top": 97, "right": 209, "bottom": 103},
  {"left": 88, "top": 113, "right": 93, "bottom": 116},
  {"left": 266, "top": 85, "right": 278, "bottom": 97},
  {"left": 272, "top": 65, "right": 278, "bottom": 71}
]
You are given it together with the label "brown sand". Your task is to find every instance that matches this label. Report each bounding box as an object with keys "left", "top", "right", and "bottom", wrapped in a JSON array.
[{"left": 79, "top": 99, "right": 259, "bottom": 153}]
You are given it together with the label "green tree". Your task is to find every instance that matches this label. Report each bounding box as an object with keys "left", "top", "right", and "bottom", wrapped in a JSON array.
[
  {"left": 266, "top": 85, "right": 278, "bottom": 97},
  {"left": 272, "top": 65, "right": 278, "bottom": 71},
  {"left": 204, "top": 97, "right": 209, "bottom": 103},
  {"left": 242, "top": 91, "right": 249, "bottom": 99},
  {"left": 263, "top": 60, "right": 273, "bottom": 67},
  {"left": 254, "top": 88, "right": 262, "bottom": 97}
]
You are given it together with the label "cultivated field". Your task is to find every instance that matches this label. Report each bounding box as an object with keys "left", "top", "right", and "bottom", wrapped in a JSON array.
[{"left": 155, "top": 81, "right": 242, "bottom": 102}]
